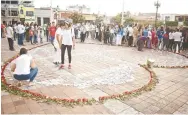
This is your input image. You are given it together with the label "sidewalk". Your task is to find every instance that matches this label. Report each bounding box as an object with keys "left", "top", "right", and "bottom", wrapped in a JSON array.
[{"left": 1, "top": 38, "right": 188, "bottom": 114}]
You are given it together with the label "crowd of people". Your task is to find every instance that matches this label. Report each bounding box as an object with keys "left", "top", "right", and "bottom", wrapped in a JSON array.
[{"left": 73, "top": 23, "right": 188, "bottom": 53}]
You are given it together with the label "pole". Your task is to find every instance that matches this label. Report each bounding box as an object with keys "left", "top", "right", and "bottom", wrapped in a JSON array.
[
  {"left": 155, "top": 5, "right": 158, "bottom": 28},
  {"left": 121, "top": 0, "right": 124, "bottom": 25}
]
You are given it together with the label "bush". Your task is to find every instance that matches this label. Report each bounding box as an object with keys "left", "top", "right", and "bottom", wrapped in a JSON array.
[{"left": 165, "top": 21, "right": 178, "bottom": 26}]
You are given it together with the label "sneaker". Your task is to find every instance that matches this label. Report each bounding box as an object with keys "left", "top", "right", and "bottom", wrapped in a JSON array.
[
  {"left": 53, "top": 62, "right": 58, "bottom": 66},
  {"left": 68, "top": 64, "right": 71, "bottom": 69},
  {"left": 59, "top": 64, "right": 64, "bottom": 69}
]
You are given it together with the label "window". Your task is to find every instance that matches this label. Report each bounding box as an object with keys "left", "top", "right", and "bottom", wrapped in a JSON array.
[
  {"left": 43, "top": 18, "right": 50, "bottom": 25},
  {"left": 37, "top": 17, "right": 41, "bottom": 26},
  {"left": 165, "top": 16, "right": 170, "bottom": 21},
  {"left": 26, "top": 11, "right": 34, "bottom": 16},
  {"left": 1, "top": 10, "right": 5, "bottom": 16}
]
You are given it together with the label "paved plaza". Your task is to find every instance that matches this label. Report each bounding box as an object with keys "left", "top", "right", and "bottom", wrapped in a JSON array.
[{"left": 1, "top": 38, "right": 188, "bottom": 114}]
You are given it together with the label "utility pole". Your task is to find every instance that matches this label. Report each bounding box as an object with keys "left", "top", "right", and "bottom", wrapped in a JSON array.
[
  {"left": 154, "top": 0, "right": 161, "bottom": 29},
  {"left": 121, "top": 0, "right": 124, "bottom": 25}
]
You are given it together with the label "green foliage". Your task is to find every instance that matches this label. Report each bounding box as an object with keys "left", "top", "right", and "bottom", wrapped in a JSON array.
[
  {"left": 165, "top": 21, "right": 178, "bottom": 26},
  {"left": 111, "top": 14, "right": 121, "bottom": 24},
  {"left": 70, "top": 13, "right": 85, "bottom": 24},
  {"left": 95, "top": 16, "right": 104, "bottom": 24},
  {"left": 184, "top": 21, "right": 188, "bottom": 26}
]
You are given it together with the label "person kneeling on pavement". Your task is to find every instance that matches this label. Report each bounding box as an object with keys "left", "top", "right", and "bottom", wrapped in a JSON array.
[{"left": 11, "top": 48, "right": 38, "bottom": 86}]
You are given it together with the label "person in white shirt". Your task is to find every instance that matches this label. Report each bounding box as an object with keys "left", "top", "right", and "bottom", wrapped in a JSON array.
[
  {"left": 6, "top": 24, "right": 15, "bottom": 51},
  {"left": 59, "top": 21, "right": 75, "bottom": 69},
  {"left": 17, "top": 22, "right": 25, "bottom": 46},
  {"left": 80, "top": 24, "right": 86, "bottom": 42},
  {"left": 173, "top": 28, "right": 182, "bottom": 53},
  {"left": 53, "top": 23, "right": 64, "bottom": 65},
  {"left": 168, "top": 30, "right": 175, "bottom": 51},
  {"left": 128, "top": 25, "right": 133, "bottom": 47},
  {"left": 85, "top": 24, "right": 89, "bottom": 38},
  {"left": 110, "top": 26, "right": 115, "bottom": 45},
  {"left": 11, "top": 48, "right": 38, "bottom": 86}
]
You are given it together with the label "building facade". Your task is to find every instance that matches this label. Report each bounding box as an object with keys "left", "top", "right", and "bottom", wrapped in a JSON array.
[
  {"left": 35, "top": 8, "right": 51, "bottom": 26},
  {"left": 1, "top": 0, "right": 35, "bottom": 24},
  {"left": 1, "top": 0, "right": 19, "bottom": 24},
  {"left": 66, "top": 5, "right": 90, "bottom": 14}
]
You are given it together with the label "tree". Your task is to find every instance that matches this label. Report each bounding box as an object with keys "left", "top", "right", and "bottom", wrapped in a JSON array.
[
  {"left": 95, "top": 16, "right": 104, "bottom": 24},
  {"left": 184, "top": 21, "right": 188, "bottom": 26},
  {"left": 69, "top": 12, "right": 85, "bottom": 24},
  {"left": 111, "top": 13, "right": 121, "bottom": 24}
]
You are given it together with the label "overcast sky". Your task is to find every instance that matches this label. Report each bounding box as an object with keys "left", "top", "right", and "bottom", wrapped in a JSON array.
[{"left": 34, "top": 0, "right": 188, "bottom": 16}]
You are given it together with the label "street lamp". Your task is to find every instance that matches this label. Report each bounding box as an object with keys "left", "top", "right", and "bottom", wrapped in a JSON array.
[{"left": 154, "top": 0, "right": 161, "bottom": 28}]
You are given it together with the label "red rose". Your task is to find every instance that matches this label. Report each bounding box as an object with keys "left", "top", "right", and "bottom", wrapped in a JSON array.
[
  {"left": 70, "top": 99, "right": 75, "bottom": 103},
  {"left": 82, "top": 98, "right": 88, "bottom": 102},
  {"left": 77, "top": 99, "right": 81, "bottom": 102}
]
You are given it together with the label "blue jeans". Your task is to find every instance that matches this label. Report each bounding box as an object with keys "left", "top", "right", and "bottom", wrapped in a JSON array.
[
  {"left": 18, "top": 33, "right": 24, "bottom": 45},
  {"left": 14, "top": 68, "right": 38, "bottom": 82},
  {"left": 34, "top": 35, "right": 38, "bottom": 43},
  {"left": 50, "top": 36, "right": 55, "bottom": 44},
  {"left": 30, "top": 36, "right": 33, "bottom": 44}
]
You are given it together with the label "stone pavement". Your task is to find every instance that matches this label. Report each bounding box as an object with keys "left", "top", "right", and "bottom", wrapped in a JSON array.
[{"left": 1, "top": 38, "right": 188, "bottom": 114}]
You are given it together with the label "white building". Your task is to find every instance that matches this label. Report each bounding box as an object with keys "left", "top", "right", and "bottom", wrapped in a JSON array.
[
  {"left": 35, "top": 8, "right": 51, "bottom": 26},
  {"left": 160, "top": 14, "right": 176, "bottom": 21},
  {"left": 66, "top": 5, "right": 90, "bottom": 14},
  {"left": 1, "top": 0, "right": 19, "bottom": 24}
]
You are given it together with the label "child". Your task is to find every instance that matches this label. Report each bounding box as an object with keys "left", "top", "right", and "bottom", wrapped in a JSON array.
[{"left": 137, "top": 33, "right": 147, "bottom": 51}]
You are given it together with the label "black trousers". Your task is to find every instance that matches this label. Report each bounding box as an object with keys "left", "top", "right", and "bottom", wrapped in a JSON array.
[
  {"left": 7, "top": 38, "right": 14, "bottom": 50},
  {"left": 96, "top": 32, "right": 99, "bottom": 40},
  {"left": 168, "top": 39, "right": 174, "bottom": 51},
  {"left": 174, "top": 41, "right": 181, "bottom": 53},
  {"left": 137, "top": 39, "right": 144, "bottom": 51},
  {"left": 81, "top": 33, "right": 86, "bottom": 42},
  {"left": 128, "top": 36, "right": 133, "bottom": 46},
  {"left": 61, "top": 44, "right": 72, "bottom": 64}
]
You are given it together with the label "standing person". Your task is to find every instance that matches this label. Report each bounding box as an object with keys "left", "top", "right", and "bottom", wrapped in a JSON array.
[
  {"left": 91, "top": 24, "right": 95, "bottom": 39},
  {"left": 143, "top": 27, "right": 149, "bottom": 48},
  {"left": 85, "top": 23, "right": 89, "bottom": 38},
  {"left": 13, "top": 23, "right": 17, "bottom": 41},
  {"left": 133, "top": 24, "right": 138, "bottom": 47},
  {"left": 110, "top": 26, "right": 114, "bottom": 45},
  {"left": 59, "top": 21, "right": 75, "bottom": 69},
  {"left": 53, "top": 23, "right": 64, "bottom": 65},
  {"left": 168, "top": 30, "right": 174, "bottom": 51},
  {"left": 104, "top": 26, "right": 110, "bottom": 44},
  {"left": 6, "top": 24, "right": 15, "bottom": 51},
  {"left": 46, "top": 23, "right": 50, "bottom": 42},
  {"left": 173, "top": 28, "right": 182, "bottom": 53},
  {"left": 147, "top": 29, "right": 152, "bottom": 48},
  {"left": 157, "top": 26, "right": 164, "bottom": 49},
  {"left": 151, "top": 28, "right": 157, "bottom": 48},
  {"left": 162, "top": 32, "right": 169, "bottom": 50},
  {"left": 80, "top": 24, "right": 86, "bottom": 42},
  {"left": 25, "top": 23, "right": 30, "bottom": 42},
  {"left": 29, "top": 26, "right": 34, "bottom": 44},
  {"left": 33, "top": 24, "right": 38, "bottom": 44},
  {"left": 96, "top": 25, "right": 99, "bottom": 40},
  {"left": 116, "top": 26, "right": 123, "bottom": 46},
  {"left": 17, "top": 22, "right": 25, "bottom": 46},
  {"left": 49, "top": 22, "right": 56, "bottom": 46},
  {"left": 1, "top": 22, "right": 6, "bottom": 38},
  {"left": 128, "top": 25, "right": 133, "bottom": 47}
]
